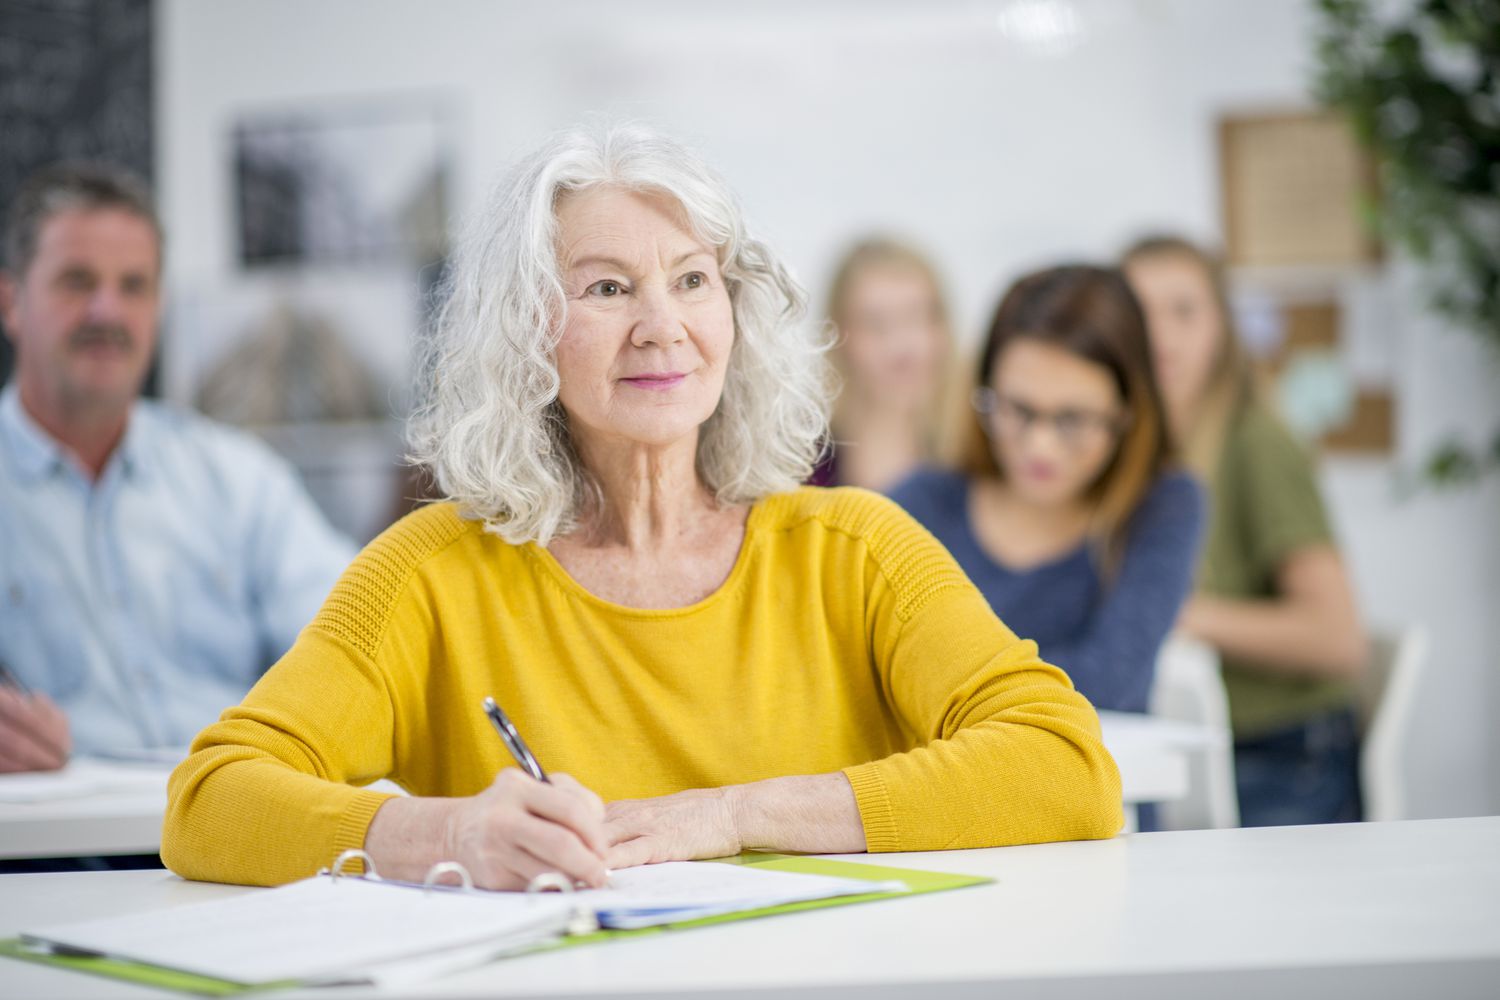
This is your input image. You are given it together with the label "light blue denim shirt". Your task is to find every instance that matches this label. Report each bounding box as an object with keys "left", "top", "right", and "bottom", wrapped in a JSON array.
[{"left": 0, "top": 383, "right": 356, "bottom": 753}]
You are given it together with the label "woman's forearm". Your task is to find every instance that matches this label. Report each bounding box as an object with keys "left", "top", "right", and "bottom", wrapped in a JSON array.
[
  {"left": 363, "top": 794, "right": 460, "bottom": 882},
  {"left": 725, "top": 772, "right": 867, "bottom": 854},
  {"left": 1179, "top": 593, "right": 1365, "bottom": 680}
]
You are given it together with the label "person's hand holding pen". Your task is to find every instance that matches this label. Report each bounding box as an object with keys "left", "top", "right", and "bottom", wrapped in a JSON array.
[
  {"left": 363, "top": 696, "right": 609, "bottom": 891},
  {"left": 0, "top": 663, "right": 71, "bottom": 773}
]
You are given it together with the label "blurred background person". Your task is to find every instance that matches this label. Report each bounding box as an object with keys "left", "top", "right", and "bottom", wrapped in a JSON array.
[
  {"left": 813, "top": 238, "right": 953, "bottom": 490},
  {"left": 1123, "top": 235, "right": 1368, "bottom": 827},
  {"left": 0, "top": 164, "right": 354, "bottom": 774},
  {"left": 891, "top": 265, "right": 1203, "bottom": 716}
]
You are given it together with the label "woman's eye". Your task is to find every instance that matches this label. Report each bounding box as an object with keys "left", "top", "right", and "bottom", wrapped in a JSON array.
[
  {"left": 588, "top": 280, "right": 624, "bottom": 297},
  {"left": 681, "top": 272, "right": 706, "bottom": 290}
]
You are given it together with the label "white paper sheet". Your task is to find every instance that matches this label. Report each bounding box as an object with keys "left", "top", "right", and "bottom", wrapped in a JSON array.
[
  {"left": 576, "top": 861, "right": 908, "bottom": 928},
  {"left": 24, "top": 876, "right": 576, "bottom": 985},
  {"left": 0, "top": 758, "right": 170, "bottom": 803}
]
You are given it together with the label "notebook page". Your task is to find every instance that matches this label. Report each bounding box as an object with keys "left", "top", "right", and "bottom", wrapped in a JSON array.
[
  {"left": 24, "top": 876, "right": 576, "bottom": 985},
  {"left": 574, "top": 860, "right": 908, "bottom": 925}
]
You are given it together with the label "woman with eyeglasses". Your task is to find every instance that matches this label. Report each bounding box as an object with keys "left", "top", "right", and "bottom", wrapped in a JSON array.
[{"left": 890, "top": 265, "right": 1204, "bottom": 714}]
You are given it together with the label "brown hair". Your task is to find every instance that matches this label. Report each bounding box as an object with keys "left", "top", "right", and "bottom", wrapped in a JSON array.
[
  {"left": 1120, "top": 234, "right": 1254, "bottom": 480},
  {"left": 957, "top": 264, "right": 1173, "bottom": 570},
  {"left": 825, "top": 237, "right": 955, "bottom": 450},
  {"left": 4, "top": 163, "right": 162, "bottom": 277}
]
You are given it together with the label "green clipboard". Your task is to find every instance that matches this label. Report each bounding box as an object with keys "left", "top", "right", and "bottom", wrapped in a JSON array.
[{"left": 0, "top": 854, "right": 991, "bottom": 996}]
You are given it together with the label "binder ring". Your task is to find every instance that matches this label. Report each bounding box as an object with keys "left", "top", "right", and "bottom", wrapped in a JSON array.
[
  {"left": 525, "top": 872, "right": 598, "bottom": 935},
  {"left": 325, "top": 849, "right": 381, "bottom": 882},
  {"left": 422, "top": 861, "right": 475, "bottom": 893},
  {"left": 525, "top": 871, "right": 575, "bottom": 895}
]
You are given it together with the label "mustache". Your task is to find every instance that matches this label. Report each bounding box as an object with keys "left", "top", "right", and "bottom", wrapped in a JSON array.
[{"left": 68, "top": 324, "right": 133, "bottom": 351}]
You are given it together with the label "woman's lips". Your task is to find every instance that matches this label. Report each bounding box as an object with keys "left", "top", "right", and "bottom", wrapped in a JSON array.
[{"left": 620, "top": 372, "right": 687, "bottom": 391}]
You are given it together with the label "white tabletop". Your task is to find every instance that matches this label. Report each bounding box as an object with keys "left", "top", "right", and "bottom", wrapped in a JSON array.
[
  {"left": 0, "top": 717, "right": 1215, "bottom": 861},
  {"left": 0, "top": 759, "right": 173, "bottom": 860},
  {"left": 2, "top": 817, "right": 1495, "bottom": 999}
]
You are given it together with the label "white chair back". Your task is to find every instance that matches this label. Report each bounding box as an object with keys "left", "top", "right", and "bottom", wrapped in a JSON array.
[
  {"left": 1149, "top": 634, "right": 1239, "bottom": 830},
  {"left": 1357, "top": 627, "right": 1428, "bottom": 823}
]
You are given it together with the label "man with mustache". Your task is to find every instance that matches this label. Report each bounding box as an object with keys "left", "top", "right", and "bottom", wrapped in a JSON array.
[{"left": 0, "top": 164, "right": 354, "bottom": 775}]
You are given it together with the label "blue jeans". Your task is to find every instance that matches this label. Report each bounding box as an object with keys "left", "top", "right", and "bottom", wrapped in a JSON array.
[{"left": 1234, "top": 707, "right": 1363, "bottom": 827}]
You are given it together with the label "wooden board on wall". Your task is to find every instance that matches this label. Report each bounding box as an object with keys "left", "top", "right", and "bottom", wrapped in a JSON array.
[
  {"left": 1220, "top": 111, "right": 1381, "bottom": 269},
  {"left": 1264, "top": 298, "right": 1394, "bottom": 455}
]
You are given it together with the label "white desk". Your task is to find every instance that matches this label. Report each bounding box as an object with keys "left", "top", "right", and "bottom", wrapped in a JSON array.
[
  {"left": 1, "top": 817, "right": 1495, "bottom": 999},
  {"left": 0, "top": 760, "right": 172, "bottom": 860},
  {"left": 1096, "top": 710, "right": 1224, "bottom": 804},
  {"left": 0, "top": 718, "right": 1218, "bottom": 861}
]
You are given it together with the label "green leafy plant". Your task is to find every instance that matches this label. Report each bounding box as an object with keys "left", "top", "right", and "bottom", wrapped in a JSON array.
[{"left": 1315, "top": 0, "right": 1500, "bottom": 485}]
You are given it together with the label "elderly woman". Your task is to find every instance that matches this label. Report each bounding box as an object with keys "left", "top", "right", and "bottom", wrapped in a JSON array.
[{"left": 162, "top": 124, "right": 1122, "bottom": 890}]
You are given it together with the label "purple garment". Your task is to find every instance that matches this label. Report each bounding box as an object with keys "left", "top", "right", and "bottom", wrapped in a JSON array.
[{"left": 807, "top": 441, "right": 839, "bottom": 487}]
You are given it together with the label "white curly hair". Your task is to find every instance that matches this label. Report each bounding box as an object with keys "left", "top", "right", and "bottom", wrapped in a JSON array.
[{"left": 408, "top": 121, "right": 834, "bottom": 545}]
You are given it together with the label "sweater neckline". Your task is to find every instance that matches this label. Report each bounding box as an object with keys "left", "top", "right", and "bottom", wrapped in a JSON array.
[{"left": 520, "top": 499, "right": 767, "bottom": 619}]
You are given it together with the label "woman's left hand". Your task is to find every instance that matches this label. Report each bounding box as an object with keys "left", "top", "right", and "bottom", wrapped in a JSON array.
[{"left": 603, "top": 787, "right": 742, "bottom": 869}]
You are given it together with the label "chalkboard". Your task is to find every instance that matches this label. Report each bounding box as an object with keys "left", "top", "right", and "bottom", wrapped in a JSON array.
[{"left": 0, "top": 0, "right": 154, "bottom": 386}]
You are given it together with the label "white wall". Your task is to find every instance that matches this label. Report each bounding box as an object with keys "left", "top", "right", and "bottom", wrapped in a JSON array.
[{"left": 156, "top": 0, "right": 1500, "bottom": 817}]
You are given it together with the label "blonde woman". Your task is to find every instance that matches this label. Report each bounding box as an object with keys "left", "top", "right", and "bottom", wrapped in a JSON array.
[
  {"left": 1123, "top": 235, "right": 1367, "bottom": 827},
  {"left": 161, "top": 124, "right": 1122, "bottom": 889},
  {"left": 814, "top": 239, "right": 953, "bottom": 490}
]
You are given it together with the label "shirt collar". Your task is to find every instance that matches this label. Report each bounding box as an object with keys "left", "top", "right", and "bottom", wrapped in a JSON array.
[{"left": 0, "top": 382, "right": 149, "bottom": 485}]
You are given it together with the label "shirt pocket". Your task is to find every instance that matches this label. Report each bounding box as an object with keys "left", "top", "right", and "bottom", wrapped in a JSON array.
[
  {"left": 171, "top": 570, "right": 264, "bottom": 686},
  {"left": 0, "top": 572, "right": 89, "bottom": 700}
]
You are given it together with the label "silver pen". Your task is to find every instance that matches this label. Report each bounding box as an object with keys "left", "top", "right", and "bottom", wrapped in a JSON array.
[{"left": 481, "top": 696, "right": 549, "bottom": 783}]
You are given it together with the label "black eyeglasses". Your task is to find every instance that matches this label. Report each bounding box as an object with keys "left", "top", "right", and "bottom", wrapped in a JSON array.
[{"left": 971, "top": 388, "right": 1129, "bottom": 451}]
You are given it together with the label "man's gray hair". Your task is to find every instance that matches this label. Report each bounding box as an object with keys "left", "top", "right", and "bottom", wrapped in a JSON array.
[
  {"left": 4, "top": 163, "right": 162, "bottom": 275},
  {"left": 408, "top": 121, "right": 834, "bottom": 545}
]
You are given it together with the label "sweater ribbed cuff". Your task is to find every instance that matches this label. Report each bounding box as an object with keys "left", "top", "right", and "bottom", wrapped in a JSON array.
[
  {"left": 331, "top": 789, "right": 398, "bottom": 875},
  {"left": 843, "top": 764, "right": 899, "bottom": 853}
]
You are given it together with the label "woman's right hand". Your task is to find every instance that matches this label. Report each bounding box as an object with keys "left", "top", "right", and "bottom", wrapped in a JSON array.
[
  {"left": 365, "top": 769, "right": 609, "bottom": 891},
  {"left": 0, "top": 687, "right": 71, "bottom": 773},
  {"left": 443, "top": 770, "right": 610, "bottom": 890}
]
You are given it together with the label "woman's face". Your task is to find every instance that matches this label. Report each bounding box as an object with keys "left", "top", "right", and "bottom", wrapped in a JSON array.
[
  {"left": 986, "top": 339, "right": 1124, "bottom": 507},
  {"left": 837, "top": 264, "right": 947, "bottom": 413},
  {"left": 554, "top": 187, "right": 734, "bottom": 454},
  {"left": 1124, "top": 253, "right": 1224, "bottom": 417}
]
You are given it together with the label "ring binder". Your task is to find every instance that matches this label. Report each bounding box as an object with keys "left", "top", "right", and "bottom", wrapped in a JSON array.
[
  {"left": 323, "top": 849, "right": 380, "bottom": 881},
  {"left": 17, "top": 854, "right": 967, "bottom": 993},
  {"left": 524, "top": 872, "right": 574, "bottom": 895},
  {"left": 422, "top": 862, "right": 474, "bottom": 893},
  {"left": 524, "top": 872, "right": 598, "bottom": 935}
]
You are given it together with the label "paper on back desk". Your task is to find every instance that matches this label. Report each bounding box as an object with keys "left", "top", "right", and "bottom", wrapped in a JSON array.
[{"left": 0, "top": 759, "right": 170, "bottom": 803}]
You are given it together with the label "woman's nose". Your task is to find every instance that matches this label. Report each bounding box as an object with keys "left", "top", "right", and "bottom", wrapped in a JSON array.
[{"left": 630, "top": 286, "right": 688, "bottom": 348}]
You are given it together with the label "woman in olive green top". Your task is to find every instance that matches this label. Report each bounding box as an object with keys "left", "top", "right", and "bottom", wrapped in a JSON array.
[{"left": 1123, "top": 236, "right": 1368, "bottom": 827}]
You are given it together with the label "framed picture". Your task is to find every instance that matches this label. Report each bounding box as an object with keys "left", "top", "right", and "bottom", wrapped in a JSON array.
[
  {"left": 1219, "top": 111, "right": 1381, "bottom": 269},
  {"left": 233, "top": 99, "right": 451, "bottom": 267}
]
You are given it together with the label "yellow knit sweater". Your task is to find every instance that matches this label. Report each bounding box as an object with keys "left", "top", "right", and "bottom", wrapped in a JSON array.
[{"left": 163, "top": 487, "right": 1122, "bottom": 886}]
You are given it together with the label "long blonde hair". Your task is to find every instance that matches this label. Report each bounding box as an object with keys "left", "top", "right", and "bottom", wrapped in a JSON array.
[
  {"left": 1121, "top": 235, "right": 1255, "bottom": 482},
  {"left": 824, "top": 238, "right": 956, "bottom": 456}
]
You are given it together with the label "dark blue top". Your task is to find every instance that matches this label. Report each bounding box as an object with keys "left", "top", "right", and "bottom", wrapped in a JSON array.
[{"left": 888, "top": 468, "right": 1205, "bottom": 713}]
